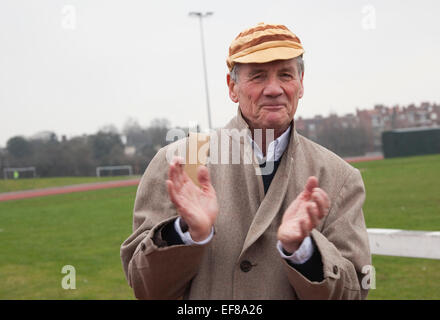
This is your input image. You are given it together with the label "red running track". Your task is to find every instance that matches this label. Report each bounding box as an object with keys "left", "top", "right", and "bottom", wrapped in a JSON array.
[
  {"left": 344, "top": 155, "right": 384, "bottom": 163},
  {"left": 0, "top": 178, "right": 141, "bottom": 202}
]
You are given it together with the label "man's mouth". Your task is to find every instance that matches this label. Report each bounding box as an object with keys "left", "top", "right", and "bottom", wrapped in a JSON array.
[{"left": 261, "top": 105, "right": 285, "bottom": 111}]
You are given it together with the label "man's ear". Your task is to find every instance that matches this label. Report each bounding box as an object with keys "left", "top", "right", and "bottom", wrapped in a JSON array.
[{"left": 227, "top": 73, "right": 239, "bottom": 103}]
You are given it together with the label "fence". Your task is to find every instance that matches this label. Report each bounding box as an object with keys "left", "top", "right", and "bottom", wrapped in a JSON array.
[
  {"left": 96, "top": 165, "right": 133, "bottom": 177},
  {"left": 367, "top": 228, "right": 440, "bottom": 259}
]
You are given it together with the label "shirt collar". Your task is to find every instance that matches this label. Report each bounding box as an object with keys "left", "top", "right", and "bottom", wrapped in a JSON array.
[{"left": 249, "top": 126, "right": 291, "bottom": 163}]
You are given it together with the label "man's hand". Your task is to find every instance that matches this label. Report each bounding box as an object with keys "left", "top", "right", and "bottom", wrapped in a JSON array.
[
  {"left": 277, "top": 176, "right": 330, "bottom": 254},
  {"left": 166, "top": 156, "right": 219, "bottom": 242}
]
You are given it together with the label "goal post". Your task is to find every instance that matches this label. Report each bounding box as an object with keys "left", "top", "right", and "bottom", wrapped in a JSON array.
[
  {"left": 96, "top": 165, "right": 133, "bottom": 177},
  {"left": 3, "top": 167, "right": 36, "bottom": 179}
]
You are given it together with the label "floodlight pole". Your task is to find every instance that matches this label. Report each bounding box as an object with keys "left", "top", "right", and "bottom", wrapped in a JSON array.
[{"left": 189, "top": 11, "right": 213, "bottom": 130}]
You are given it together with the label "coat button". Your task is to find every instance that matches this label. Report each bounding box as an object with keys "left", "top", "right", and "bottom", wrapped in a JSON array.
[
  {"left": 240, "top": 260, "right": 253, "bottom": 272},
  {"left": 333, "top": 265, "right": 339, "bottom": 274},
  {"left": 140, "top": 243, "right": 146, "bottom": 251}
]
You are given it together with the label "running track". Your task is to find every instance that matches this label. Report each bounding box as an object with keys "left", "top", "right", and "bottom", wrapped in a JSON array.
[
  {"left": 0, "top": 178, "right": 141, "bottom": 202},
  {"left": 0, "top": 155, "right": 383, "bottom": 202}
]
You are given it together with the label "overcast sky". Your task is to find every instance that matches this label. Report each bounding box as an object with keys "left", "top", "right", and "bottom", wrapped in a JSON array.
[{"left": 1, "top": 0, "right": 439, "bottom": 147}]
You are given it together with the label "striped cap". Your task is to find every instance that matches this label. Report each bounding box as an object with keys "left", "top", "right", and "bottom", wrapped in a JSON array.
[{"left": 227, "top": 22, "right": 304, "bottom": 71}]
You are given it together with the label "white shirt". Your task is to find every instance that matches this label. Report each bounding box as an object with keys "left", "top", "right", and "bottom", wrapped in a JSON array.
[
  {"left": 175, "top": 125, "right": 314, "bottom": 265},
  {"left": 250, "top": 125, "right": 291, "bottom": 163}
]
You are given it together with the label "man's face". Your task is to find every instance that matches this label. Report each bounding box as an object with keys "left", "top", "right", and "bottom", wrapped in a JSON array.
[{"left": 227, "top": 59, "right": 304, "bottom": 133}]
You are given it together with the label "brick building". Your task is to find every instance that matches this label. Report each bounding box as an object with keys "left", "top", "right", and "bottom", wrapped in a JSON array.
[
  {"left": 296, "top": 102, "right": 440, "bottom": 155},
  {"left": 357, "top": 102, "right": 440, "bottom": 152}
]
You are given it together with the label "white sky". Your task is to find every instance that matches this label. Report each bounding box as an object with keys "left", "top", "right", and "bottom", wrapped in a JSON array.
[{"left": 1, "top": 0, "right": 439, "bottom": 147}]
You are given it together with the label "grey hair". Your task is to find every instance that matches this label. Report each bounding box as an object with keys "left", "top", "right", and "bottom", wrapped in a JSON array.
[
  {"left": 230, "top": 63, "right": 240, "bottom": 83},
  {"left": 296, "top": 54, "right": 304, "bottom": 78},
  {"left": 230, "top": 55, "right": 304, "bottom": 83}
]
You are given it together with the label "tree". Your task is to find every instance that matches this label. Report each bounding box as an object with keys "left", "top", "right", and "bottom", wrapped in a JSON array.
[
  {"left": 63, "top": 136, "right": 95, "bottom": 176},
  {"left": 123, "top": 118, "right": 146, "bottom": 149},
  {"left": 89, "top": 131, "right": 124, "bottom": 163},
  {"left": 316, "top": 124, "right": 368, "bottom": 157},
  {"left": 6, "top": 136, "right": 33, "bottom": 158},
  {"left": 150, "top": 118, "right": 170, "bottom": 129},
  {"left": 2, "top": 117, "right": 175, "bottom": 178}
]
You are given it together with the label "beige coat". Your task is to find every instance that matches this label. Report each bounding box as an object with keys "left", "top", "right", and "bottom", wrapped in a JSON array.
[{"left": 120, "top": 110, "right": 371, "bottom": 300}]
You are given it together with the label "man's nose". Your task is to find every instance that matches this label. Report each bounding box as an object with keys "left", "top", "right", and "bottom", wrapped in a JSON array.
[{"left": 262, "top": 77, "right": 283, "bottom": 97}]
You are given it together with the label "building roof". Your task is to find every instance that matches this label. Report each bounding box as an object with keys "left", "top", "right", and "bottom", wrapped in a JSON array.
[{"left": 387, "top": 126, "right": 440, "bottom": 133}]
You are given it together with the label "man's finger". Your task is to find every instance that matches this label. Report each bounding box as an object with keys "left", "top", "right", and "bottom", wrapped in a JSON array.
[
  {"left": 167, "top": 180, "right": 192, "bottom": 218},
  {"left": 304, "top": 176, "right": 319, "bottom": 194},
  {"left": 197, "top": 165, "right": 213, "bottom": 192},
  {"left": 173, "top": 156, "right": 185, "bottom": 166},
  {"left": 173, "top": 157, "right": 189, "bottom": 186},
  {"left": 169, "top": 162, "right": 183, "bottom": 191},
  {"left": 297, "top": 176, "right": 319, "bottom": 202},
  {"left": 306, "top": 202, "right": 319, "bottom": 228},
  {"left": 312, "top": 188, "right": 330, "bottom": 219},
  {"left": 166, "top": 180, "right": 179, "bottom": 207},
  {"left": 176, "top": 157, "right": 191, "bottom": 184},
  {"left": 170, "top": 156, "right": 191, "bottom": 190}
]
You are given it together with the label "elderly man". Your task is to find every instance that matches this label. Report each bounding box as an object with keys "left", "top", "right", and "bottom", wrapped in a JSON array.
[{"left": 120, "top": 22, "right": 371, "bottom": 299}]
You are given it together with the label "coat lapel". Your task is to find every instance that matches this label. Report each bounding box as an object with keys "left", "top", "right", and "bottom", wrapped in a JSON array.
[
  {"left": 238, "top": 118, "right": 300, "bottom": 260},
  {"left": 223, "top": 109, "right": 265, "bottom": 203},
  {"left": 223, "top": 108, "right": 301, "bottom": 260}
]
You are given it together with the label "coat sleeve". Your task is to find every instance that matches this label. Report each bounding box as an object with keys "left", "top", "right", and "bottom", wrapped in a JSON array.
[
  {"left": 283, "top": 168, "right": 372, "bottom": 299},
  {"left": 120, "top": 145, "right": 209, "bottom": 300}
]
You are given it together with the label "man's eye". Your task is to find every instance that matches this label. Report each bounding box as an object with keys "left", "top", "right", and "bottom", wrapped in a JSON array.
[{"left": 281, "top": 73, "right": 293, "bottom": 79}]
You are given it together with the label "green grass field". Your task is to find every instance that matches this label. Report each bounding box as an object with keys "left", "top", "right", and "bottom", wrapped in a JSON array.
[
  {"left": 0, "top": 176, "right": 138, "bottom": 193},
  {"left": 0, "top": 154, "right": 439, "bottom": 299},
  {"left": 351, "top": 154, "right": 440, "bottom": 299},
  {"left": 353, "top": 154, "right": 440, "bottom": 231},
  {"left": 0, "top": 187, "right": 136, "bottom": 299}
]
